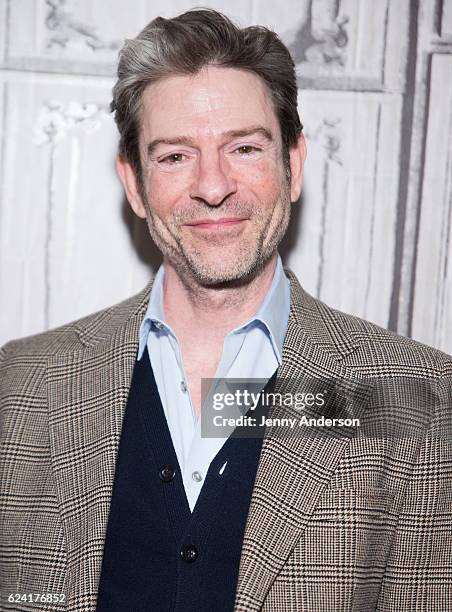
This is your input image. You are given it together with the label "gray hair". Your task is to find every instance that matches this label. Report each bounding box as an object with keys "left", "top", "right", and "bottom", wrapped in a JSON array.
[{"left": 111, "top": 8, "right": 303, "bottom": 187}]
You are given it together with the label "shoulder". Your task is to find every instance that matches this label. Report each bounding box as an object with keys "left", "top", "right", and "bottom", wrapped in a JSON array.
[
  {"left": 323, "top": 306, "right": 452, "bottom": 441},
  {"left": 328, "top": 303, "right": 452, "bottom": 379},
  {"left": 0, "top": 280, "right": 152, "bottom": 364},
  {"left": 334, "top": 305, "right": 451, "bottom": 377},
  {"left": 284, "top": 268, "right": 451, "bottom": 379}
]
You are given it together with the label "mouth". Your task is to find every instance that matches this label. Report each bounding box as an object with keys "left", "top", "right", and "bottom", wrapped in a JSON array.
[{"left": 185, "top": 217, "right": 248, "bottom": 230}]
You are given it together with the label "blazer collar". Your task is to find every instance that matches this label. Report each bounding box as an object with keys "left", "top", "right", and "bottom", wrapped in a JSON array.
[
  {"left": 46, "top": 268, "right": 362, "bottom": 609},
  {"left": 283, "top": 268, "right": 358, "bottom": 360},
  {"left": 75, "top": 278, "right": 154, "bottom": 348}
]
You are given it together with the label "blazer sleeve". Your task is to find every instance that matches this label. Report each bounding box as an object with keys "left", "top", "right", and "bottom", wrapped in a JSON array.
[{"left": 376, "top": 372, "right": 452, "bottom": 610}]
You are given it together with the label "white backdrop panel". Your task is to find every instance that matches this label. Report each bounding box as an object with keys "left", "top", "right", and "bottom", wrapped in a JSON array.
[
  {"left": 1, "top": 0, "right": 452, "bottom": 355},
  {"left": 286, "top": 90, "right": 401, "bottom": 328},
  {"left": 412, "top": 53, "right": 452, "bottom": 353},
  {"left": 0, "top": 73, "right": 152, "bottom": 344}
]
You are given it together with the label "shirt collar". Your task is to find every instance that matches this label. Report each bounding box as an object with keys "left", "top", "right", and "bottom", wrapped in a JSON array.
[
  {"left": 137, "top": 264, "right": 167, "bottom": 361},
  {"left": 227, "top": 255, "right": 289, "bottom": 364},
  {"left": 137, "top": 254, "right": 290, "bottom": 365}
]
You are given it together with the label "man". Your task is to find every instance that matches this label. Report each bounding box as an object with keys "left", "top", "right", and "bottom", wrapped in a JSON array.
[{"left": 1, "top": 8, "right": 451, "bottom": 612}]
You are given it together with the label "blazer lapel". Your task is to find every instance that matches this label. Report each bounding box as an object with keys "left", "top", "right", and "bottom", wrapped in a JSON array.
[
  {"left": 234, "top": 271, "right": 371, "bottom": 611},
  {"left": 46, "top": 281, "right": 152, "bottom": 609}
]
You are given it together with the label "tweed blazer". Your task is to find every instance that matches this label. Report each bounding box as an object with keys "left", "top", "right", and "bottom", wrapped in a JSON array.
[{"left": 1, "top": 269, "right": 451, "bottom": 612}]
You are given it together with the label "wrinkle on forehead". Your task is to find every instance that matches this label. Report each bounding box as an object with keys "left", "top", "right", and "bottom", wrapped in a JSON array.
[{"left": 139, "top": 66, "right": 280, "bottom": 143}]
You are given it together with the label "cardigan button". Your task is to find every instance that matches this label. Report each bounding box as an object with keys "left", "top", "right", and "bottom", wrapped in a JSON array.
[
  {"left": 180, "top": 544, "right": 198, "bottom": 563},
  {"left": 159, "top": 465, "right": 176, "bottom": 482}
]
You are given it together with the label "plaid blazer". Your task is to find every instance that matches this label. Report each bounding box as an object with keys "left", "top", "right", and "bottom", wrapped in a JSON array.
[{"left": 1, "top": 269, "right": 451, "bottom": 612}]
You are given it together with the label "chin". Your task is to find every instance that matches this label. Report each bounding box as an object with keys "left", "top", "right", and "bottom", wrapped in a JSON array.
[{"left": 184, "top": 255, "right": 267, "bottom": 288}]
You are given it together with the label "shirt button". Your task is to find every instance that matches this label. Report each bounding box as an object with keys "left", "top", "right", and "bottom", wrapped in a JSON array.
[
  {"left": 180, "top": 544, "right": 198, "bottom": 563},
  {"left": 180, "top": 380, "right": 188, "bottom": 393},
  {"left": 191, "top": 471, "right": 203, "bottom": 483},
  {"left": 154, "top": 321, "right": 164, "bottom": 331},
  {"left": 159, "top": 465, "right": 176, "bottom": 482}
]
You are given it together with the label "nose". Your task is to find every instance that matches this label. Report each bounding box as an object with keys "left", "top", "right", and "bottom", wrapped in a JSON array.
[{"left": 189, "top": 150, "right": 237, "bottom": 206}]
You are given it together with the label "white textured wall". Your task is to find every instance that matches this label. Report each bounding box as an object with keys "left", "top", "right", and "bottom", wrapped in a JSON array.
[{"left": 0, "top": 0, "right": 451, "bottom": 354}]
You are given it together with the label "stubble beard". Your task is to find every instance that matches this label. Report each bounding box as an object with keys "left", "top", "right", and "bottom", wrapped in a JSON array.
[{"left": 142, "top": 185, "right": 291, "bottom": 288}]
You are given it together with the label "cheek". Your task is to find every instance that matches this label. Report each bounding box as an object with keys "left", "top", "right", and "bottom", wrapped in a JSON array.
[
  {"left": 145, "top": 170, "right": 186, "bottom": 214},
  {"left": 237, "top": 161, "right": 283, "bottom": 204}
]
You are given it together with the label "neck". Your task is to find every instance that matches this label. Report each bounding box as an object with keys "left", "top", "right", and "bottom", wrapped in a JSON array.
[{"left": 162, "top": 254, "right": 278, "bottom": 341}]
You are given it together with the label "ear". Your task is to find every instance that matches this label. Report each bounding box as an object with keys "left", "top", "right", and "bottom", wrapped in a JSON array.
[
  {"left": 289, "top": 134, "right": 307, "bottom": 202},
  {"left": 116, "top": 155, "right": 147, "bottom": 219}
]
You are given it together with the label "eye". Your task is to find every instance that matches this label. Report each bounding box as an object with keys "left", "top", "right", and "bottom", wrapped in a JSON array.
[
  {"left": 235, "top": 145, "right": 260, "bottom": 155},
  {"left": 159, "top": 153, "right": 186, "bottom": 164}
]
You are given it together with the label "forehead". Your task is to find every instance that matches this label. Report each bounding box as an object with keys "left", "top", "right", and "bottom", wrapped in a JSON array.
[{"left": 139, "top": 66, "right": 280, "bottom": 142}]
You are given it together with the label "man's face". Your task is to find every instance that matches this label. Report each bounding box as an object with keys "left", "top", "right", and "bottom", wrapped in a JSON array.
[{"left": 125, "top": 66, "right": 303, "bottom": 286}]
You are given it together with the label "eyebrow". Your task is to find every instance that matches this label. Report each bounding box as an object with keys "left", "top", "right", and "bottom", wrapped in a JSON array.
[{"left": 146, "top": 126, "right": 274, "bottom": 158}]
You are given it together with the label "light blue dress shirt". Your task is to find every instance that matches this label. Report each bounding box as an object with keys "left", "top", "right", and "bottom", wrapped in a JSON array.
[{"left": 137, "top": 254, "right": 291, "bottom": 511}]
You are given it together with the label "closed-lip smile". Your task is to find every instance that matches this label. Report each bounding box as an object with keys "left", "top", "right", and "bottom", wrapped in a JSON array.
[{"left": 185, "top": 217, "right": 248, "bottom": 227}]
